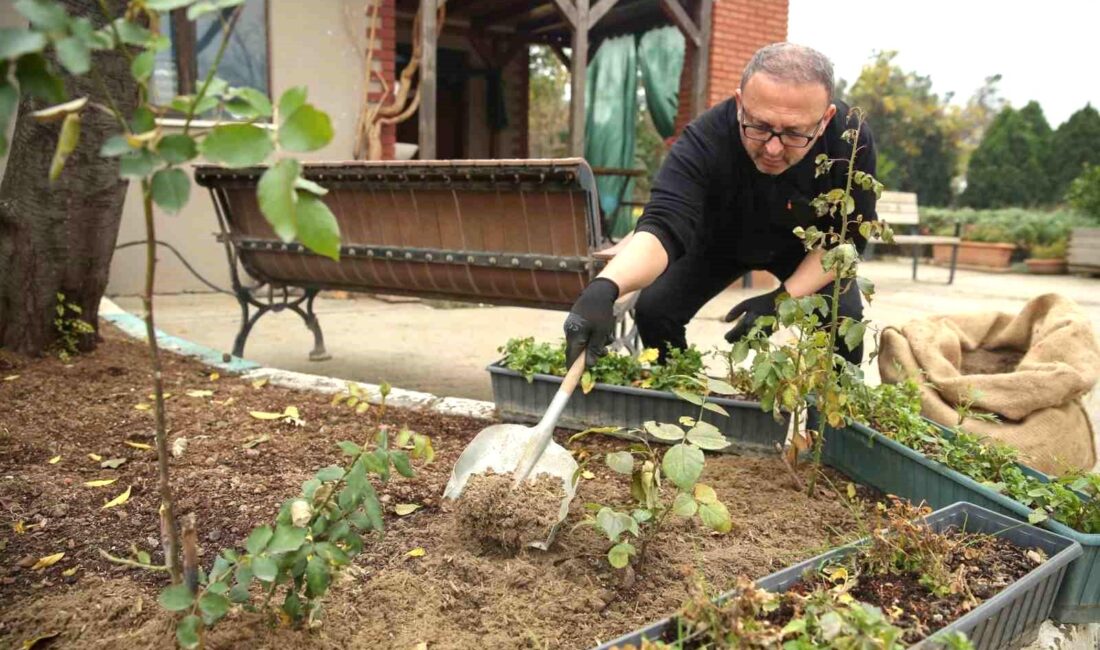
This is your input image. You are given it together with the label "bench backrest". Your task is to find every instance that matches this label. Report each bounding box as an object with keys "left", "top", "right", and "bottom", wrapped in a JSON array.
[
  {"left": 877, "top": 191, "right": 920, "bottom": 227},
  {"left": 194, "top": 159, "right": 603, "bottom": 310}
]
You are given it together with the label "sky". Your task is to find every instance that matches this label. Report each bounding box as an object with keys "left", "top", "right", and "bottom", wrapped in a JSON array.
[{"left": 787, "top": 0, "right": 1099, "bottom": 128}]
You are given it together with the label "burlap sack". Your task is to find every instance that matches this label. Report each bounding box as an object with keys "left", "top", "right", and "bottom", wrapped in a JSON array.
[{"left": 878, "top": 293, "right": 1100, "bottom": 475}]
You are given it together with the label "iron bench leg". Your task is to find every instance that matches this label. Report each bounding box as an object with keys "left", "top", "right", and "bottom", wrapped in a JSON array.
[
  {"left": 230, "top": 285, "right": 331, "bottom": 361},
  {"left": 610, "top": 291, "right": 642, "bottom": 355}
]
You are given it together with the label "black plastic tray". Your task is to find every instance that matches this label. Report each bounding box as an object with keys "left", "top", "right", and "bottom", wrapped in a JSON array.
[
  {"left": 594, "top": 502, "right": 1082, "bottom": 650},
  {"left": 487, "top": 362, "right": 788, "bottom": 453}
]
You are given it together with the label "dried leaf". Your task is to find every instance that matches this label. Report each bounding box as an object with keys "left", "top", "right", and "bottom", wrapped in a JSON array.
[
  {"left": 186, "top": 389, "right": 213, "bottom": 398},
  {"left": 394, "top": 504, "right": 420, "bottom": 516},
  {"left": 133, "top": 403, "right": 151, "bottom": 411},
  {"left": 84, "top": 478, "right": 118, "bottom": 487},
  {"left": 209, "top": 372, "right": 220, "bottom": 381},
  {"left": 252, "top": 378, "right": 268, "bottom": 389},
  {"left": 125, "top": 441, "right": 152, "bottom": 451},
  {"left": 48, "top": 455, "right": 61, "bottom": 464},
  {"left": 405, "top": 547, "right": 426, "bottom": 558},
  {"left": 217, "top": 397, "right": 236, "bottom": 407},
  {"left": 88, "top": 453, "right": 102, "bottom": 461},
  {"left": 20, "top": 630, "right": 59, "bottom": 648},
  {"left": 61, "top": 567, "right": 78, "bottom": 577},
  {"left": 242, "top": 434, "right": 270, "bottom": 449},
  {"left": 581, "top": 470, "right": 596, "bottom": 480},
  {"left": 249, "top": 411, "right": 284, "bottom": 420},
  {"left": 102, "top": 485, "right": 132, "bottom": 509},
  {"left": 101, "top": 458, "right": 126, "bottom": 469},
  {"left": 13, "top": 520, "right": 25, "bottom": 534},
  {"left": 31, "top": 552, "right": 65, "bottom": 570},
  {"left": 3, "top": 374, "right": 19, "bottom": 381},
  {"left": 171, "top": 438, "right": 188, "bottom": 458}
]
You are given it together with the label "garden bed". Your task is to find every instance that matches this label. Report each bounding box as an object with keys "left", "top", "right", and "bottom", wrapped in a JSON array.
[{"left": 0, "top": 324, "right": 872, "bottom": 649}]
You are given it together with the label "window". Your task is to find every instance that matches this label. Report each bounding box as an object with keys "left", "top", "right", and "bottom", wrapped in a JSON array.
[{"left": 152, "top": 0, "right": 270, "bottom": 106}]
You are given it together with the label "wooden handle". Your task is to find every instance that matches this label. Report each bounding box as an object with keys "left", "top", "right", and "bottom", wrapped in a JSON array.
[{"left": 558, "top": 354, "right": 587, "bottom": 397}]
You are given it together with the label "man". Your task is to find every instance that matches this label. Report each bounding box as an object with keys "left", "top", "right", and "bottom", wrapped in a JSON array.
[{"left": 564, "top": 42, "right": 877, "bottom": 368}]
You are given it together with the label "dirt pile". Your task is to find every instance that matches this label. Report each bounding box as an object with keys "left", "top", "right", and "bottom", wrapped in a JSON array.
[{"left": 453, "top": 471, "right": 566, "bottom": 551}]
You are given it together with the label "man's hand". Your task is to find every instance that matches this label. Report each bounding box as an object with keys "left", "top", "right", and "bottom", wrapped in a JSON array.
[
  {"left": 723, "top": 285, "right": 785, "bottom": 344},
  {"left": 564, "top": 278, "right": 620, "bottom": 367}
]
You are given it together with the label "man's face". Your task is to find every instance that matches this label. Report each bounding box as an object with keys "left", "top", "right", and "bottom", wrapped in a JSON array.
[{"left": 734, "top": 73, "right": 836, "bottom": 175}]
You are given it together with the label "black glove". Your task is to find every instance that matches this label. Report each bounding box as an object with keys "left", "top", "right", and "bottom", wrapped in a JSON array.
[
  {"left": 723, "top": 285, "right": 785, "bottom": 344},
  {"left": 564, "top": 277, "right": 620, "bottom": 367}
]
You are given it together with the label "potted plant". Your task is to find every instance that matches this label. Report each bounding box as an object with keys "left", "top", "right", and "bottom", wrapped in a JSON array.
[
  {"left": 596, "top": 501, "right": 1083, "bottom": 649},
  {"left": 1026, "top": 239, "right": 1069, "bottom": 274},
  {"left": 933, "top": 221, "right": 1016, "bottom": 270}
]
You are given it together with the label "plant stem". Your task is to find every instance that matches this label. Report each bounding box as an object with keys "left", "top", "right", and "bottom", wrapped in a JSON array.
[
  {"left": 141, "top": 179, "right": 182, "bottom": 584},
  {"left": 98, "top": 548, "right": 170, "bottom": 571},
  {"left": 184, "top": 6, "right": 243, "bottom": 136}
]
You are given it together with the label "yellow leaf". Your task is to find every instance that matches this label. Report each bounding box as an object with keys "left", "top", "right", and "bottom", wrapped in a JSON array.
[
  {"left": 217, "top": 397, "right": 236, "bottom": 406},
  {"left": 13, "top": 520, "right": 25, "bottom": 534},
  {"left": 405, "top": 547, "right": 426, "bottom": 558},
  {"left": 62, "top": 567, "right": 78, "bottom": 577},
  {"left": 837, "top": 592, "right": 854, "bottom": 605},
  {"left": 827, "top": 566, "right": 848, "bottom": 583},
  {"left": 20, "top": 630, "right": 59, "bottom": 649},
  {"left": 148, "top": 392, "right": 172, "bottom": 400},
  {"left": 694, "top": 484, "right": 718, "bottom": 504},
  {"left": 3, "top": 374, "right": 19, "bottom": 381},
  {"left": 209, "top": 372, "right": 220, "bottom": 381},
  {"left": 394, "top": 503, "right": 420, "bottom": 516},
  {"left": 283, "top": 405, "right": 300, "bottom": 419},
  {"left": 186, "top": 389, "right": 213, "bottom": 398},
  {"left": 88, "top": 453, "right": 102, "bottom": 461},
  {"left": 31, "top": 552, "right": 65, "bottom": 570},
  {"left": 846, "top": 483, "right": 857, "bottom": 500},
  {"left": 48, "top": 455, "right": 61, "bottom": 464},
  {"left": 637, "top": 348, "right": 660, "bottom": 364},
  {"left": 84, "top": 478, "right": 118, "bottom": 487},
  {"left": 125, "top": 441, "right": 152, "bottom": 451},
  {"left": 133, "top": 403, "right": 151, "bottom": 411},
  {"left": 889, "top": 605, "right": 904, "bottom": 619},
  {"left": 581, "top": 470, "right": 596, "bottom": 480},
  {"left": 249, "top": 411, "right": 284, "bottom": 420},
  {"left": 252, "top": 378, "right": 268, "bottom": 389},
  {"left": 102, "top": 485, "right": 132, "bottom": 509}
]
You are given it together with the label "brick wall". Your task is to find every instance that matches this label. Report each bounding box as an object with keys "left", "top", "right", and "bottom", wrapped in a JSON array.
[
  {"left": 673, "top": 0, "right": 788, "bottom": 134},
  {"left": 372, "top": 0, "right": 396, "bottom": 160}
]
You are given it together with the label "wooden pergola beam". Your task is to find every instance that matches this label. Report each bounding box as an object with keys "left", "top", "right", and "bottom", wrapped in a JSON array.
[
  {"left": 658, "top": 0, "right": 700, "bottom": 47},
  {"left": 692, "top": 0, "right": 713, "bottom": 117},
  {"left": 419, "top": 0, "right": 437, "bottom": 159}
]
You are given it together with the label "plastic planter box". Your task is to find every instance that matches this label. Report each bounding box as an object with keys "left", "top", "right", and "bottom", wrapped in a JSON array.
[
  {"left": 822, "top": 420, "right": 1100, "bottom": 623},
  {"left": 487, "top": 362, "right": 788, "bottom": 453},
  {"left": 595, "top": 502, "right": 1082, "bottom": 650}
]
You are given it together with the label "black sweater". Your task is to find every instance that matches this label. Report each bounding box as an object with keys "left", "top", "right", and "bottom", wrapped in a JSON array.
[{"left": 635, "top": 98, "right": 878, "bottom": 270}]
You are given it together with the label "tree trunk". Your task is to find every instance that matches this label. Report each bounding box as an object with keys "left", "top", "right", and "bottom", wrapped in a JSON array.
[{"left": 0, "top": 0, "right": 137, "bottom": 356}]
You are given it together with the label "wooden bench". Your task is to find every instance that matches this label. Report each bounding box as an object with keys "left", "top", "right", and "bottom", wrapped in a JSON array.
[
  {"left": 873, "top": 191, "right": 961, "bottom": 285},
  {"left": 193, "top": 158, "right": 640, "bottom": 360}
]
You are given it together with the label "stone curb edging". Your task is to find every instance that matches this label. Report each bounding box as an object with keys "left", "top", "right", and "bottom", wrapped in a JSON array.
[{"left": 98, "top": 297, "right": 497, "bottom": 421}]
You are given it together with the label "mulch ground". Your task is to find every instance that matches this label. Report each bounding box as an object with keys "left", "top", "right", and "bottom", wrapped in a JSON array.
[{"left": 0, "top": 322, "right": 875, "bottom": 649}]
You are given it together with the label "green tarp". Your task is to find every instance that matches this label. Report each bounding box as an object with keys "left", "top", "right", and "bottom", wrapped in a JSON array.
[{"left": 639, "top": 26, "right": 685, "bottom": 138}]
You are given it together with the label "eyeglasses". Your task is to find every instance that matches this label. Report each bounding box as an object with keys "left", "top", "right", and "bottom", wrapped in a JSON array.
[{"left": 739, "top": 106, "right": 827, "bottom": 148}]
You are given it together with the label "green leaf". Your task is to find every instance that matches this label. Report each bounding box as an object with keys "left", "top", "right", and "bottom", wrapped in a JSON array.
[
  {"left": 686, "top": 423, "right": 728, "bottom": 451},
  {"left": 16, "top": 54, "right": 65, "bottom": 104},
  {"left": 176, "top": 615, "right": 202, "bottom": 649},
  {"left": 187, "top": 0, "right": 246, "bottom": 21},
  {"left": 0, "top": 28, "right": 47, "bottom": 60},
  {"left": 256, "top": 158, "right": 300, "bottom": 241},
  {"left": 277, "top": 86, "right": 307, "bottom": 122},
  {"left": 391, "top": 451, "right": 413, "bottom": 478},
  {"left": 607, "top": 542, "right": 636, "bottom": 569},
  {"left": 314, "top": 541, "right": 351, "bottom": 566},
  {"left": 694, "top": 483, "right": 718, "bottom": 504},
  {"left": 199, "top": 123, "right": 273, "bottom": 168},
  {"left": 99, "top": 134, "right": 133, "bottom": 157},
  {"left": 1028, "top": 510, "right": 1049, "bottom": 524},
  {"left": 306, "top": 555, "right": 330, "bottom": 597},
  {"left": 662, "top": 443, "right": 704, "bottom": 491},
  {"left": 151, "top": 168, "right": 190, "bottom": 213},
  {"left": 296, "top": 192, "right": 341, "bottom": 261},
  {"left": 224, "top": 86, "right": 272, "bottom": 119},
  {"left": 198, "top": 592, "right": 230, "bottom": 624},
  {"left": 158, "top": 583, "right": 195, "bottom": 611},
  {"left": 315, "top": 465, "right": 344, "bottom": 482},
  {"left": 48, "top": 112, "right": 80, "bottom": 181},
  {"left": 294, "top": 176, "right": 328, "bottom": 196},
  {"left": 245, "top": 524, "right": 273, "bottom": 555},
  {"left": 268, "top": 523, "right": 307, "bottom": 554},
  {"left": 157, "top": 134, "right": 197, "bottom": 164},
  {"left": 672, "top": 388, "right": 704, "bottom": 406},
  {"left": 118, "top": 149, "right": 158, "bottom": 178},
  {"left": 55, "top": 36, "right": 90, "bottom": 75},
  {"left": 147, "top": 0, "right": 198, "bottom": 9},
  {"left": 15, "top": 0, "right": 70, "bottom": 31},
  {"left": 672, "top": 491, "right": 698, "bottom": 517},
  {"left": 706, "top": 377, "right": 738, "bottom": 395},
  {"left": 130, "top": 49, "right": 155, "bottom": 82},
  {"left": 0, "top": 82, "right": 16, "bottom": 156},
  {"left": 699, "top": 500, "right": 732, "bottom": 533},
  {"left": 731, "top": 340, "right": 749, "bottom": 363},
  {"left": 856, "top": 275, "right": 875, "bottom": 299},
  {"left": 643, "top": 420, "right": 685, "bottom": 442},
  {"left": 282, "top": 591, "right": 302, "bottom": 621},
  {"left": 279, "top": 104, "right": 333, "bottom": 152},
  {"left": 595, "top": 507, "right": 634, "bottom": 543},
  {"left": 337, "top": 441, "right": 362, "bottom": 457},
  {"left": 606, "top": 450, "right": 634, "bottom": 474},
  {"left": 130, "top": 106, "right": 156, "bottom": 133},
  {"left": 843, "top": 321, "right": 866, "bottom": 353},
  {"left": 250, "top": 556, "right": 277, "bottom": 582},
  {"left": 701, "top": 401, "right": 730, "bottom": 417}
]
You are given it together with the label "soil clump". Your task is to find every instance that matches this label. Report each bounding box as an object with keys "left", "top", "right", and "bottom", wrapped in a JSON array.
[{"left": 454, "top": 471, "right": 566, "bottom": 552}]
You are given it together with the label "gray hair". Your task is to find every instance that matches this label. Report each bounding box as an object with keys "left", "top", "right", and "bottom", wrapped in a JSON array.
[{"left": 740, "top": 43, "right": 834, "bottom": 99}]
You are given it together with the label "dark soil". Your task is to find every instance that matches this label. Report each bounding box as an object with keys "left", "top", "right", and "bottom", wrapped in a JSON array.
[
  {"left": 0, "top": 323, "right": 872, "bottom": 649},
  {"left": 454, "top": 471, "right": 566, "bottom": 552},
  {"left": 961, "top": 348, "right": 1026, "bottom": 375}
]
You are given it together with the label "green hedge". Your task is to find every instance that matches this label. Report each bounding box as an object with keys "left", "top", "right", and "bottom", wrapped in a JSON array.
[{"left": 920, "top": 207, "right": 1098, "bottom": 248}]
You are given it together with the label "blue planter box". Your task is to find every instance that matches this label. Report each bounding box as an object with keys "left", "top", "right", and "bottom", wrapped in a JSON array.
[
  {"left": 595, "top": 502, "right": 1082, "bottom": 650},
  {"left": 822, "top": 420, "right": 1100, "bottom": 624}
]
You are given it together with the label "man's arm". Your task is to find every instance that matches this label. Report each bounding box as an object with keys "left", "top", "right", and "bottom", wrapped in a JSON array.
[
  {"left": 596, "top": 232, "right": 668, "bottom": 295},
  {"left": 784, "top": 248, "right": 833, "bottom": 297}
]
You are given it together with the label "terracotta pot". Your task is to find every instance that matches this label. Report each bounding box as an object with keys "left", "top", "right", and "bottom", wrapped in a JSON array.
[
  {"left": 933, "top": 241, "right": 1015, "bottom": 270},
  {"left": 1025, "top": 258, "right": 1067, "bottom": 275}
]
